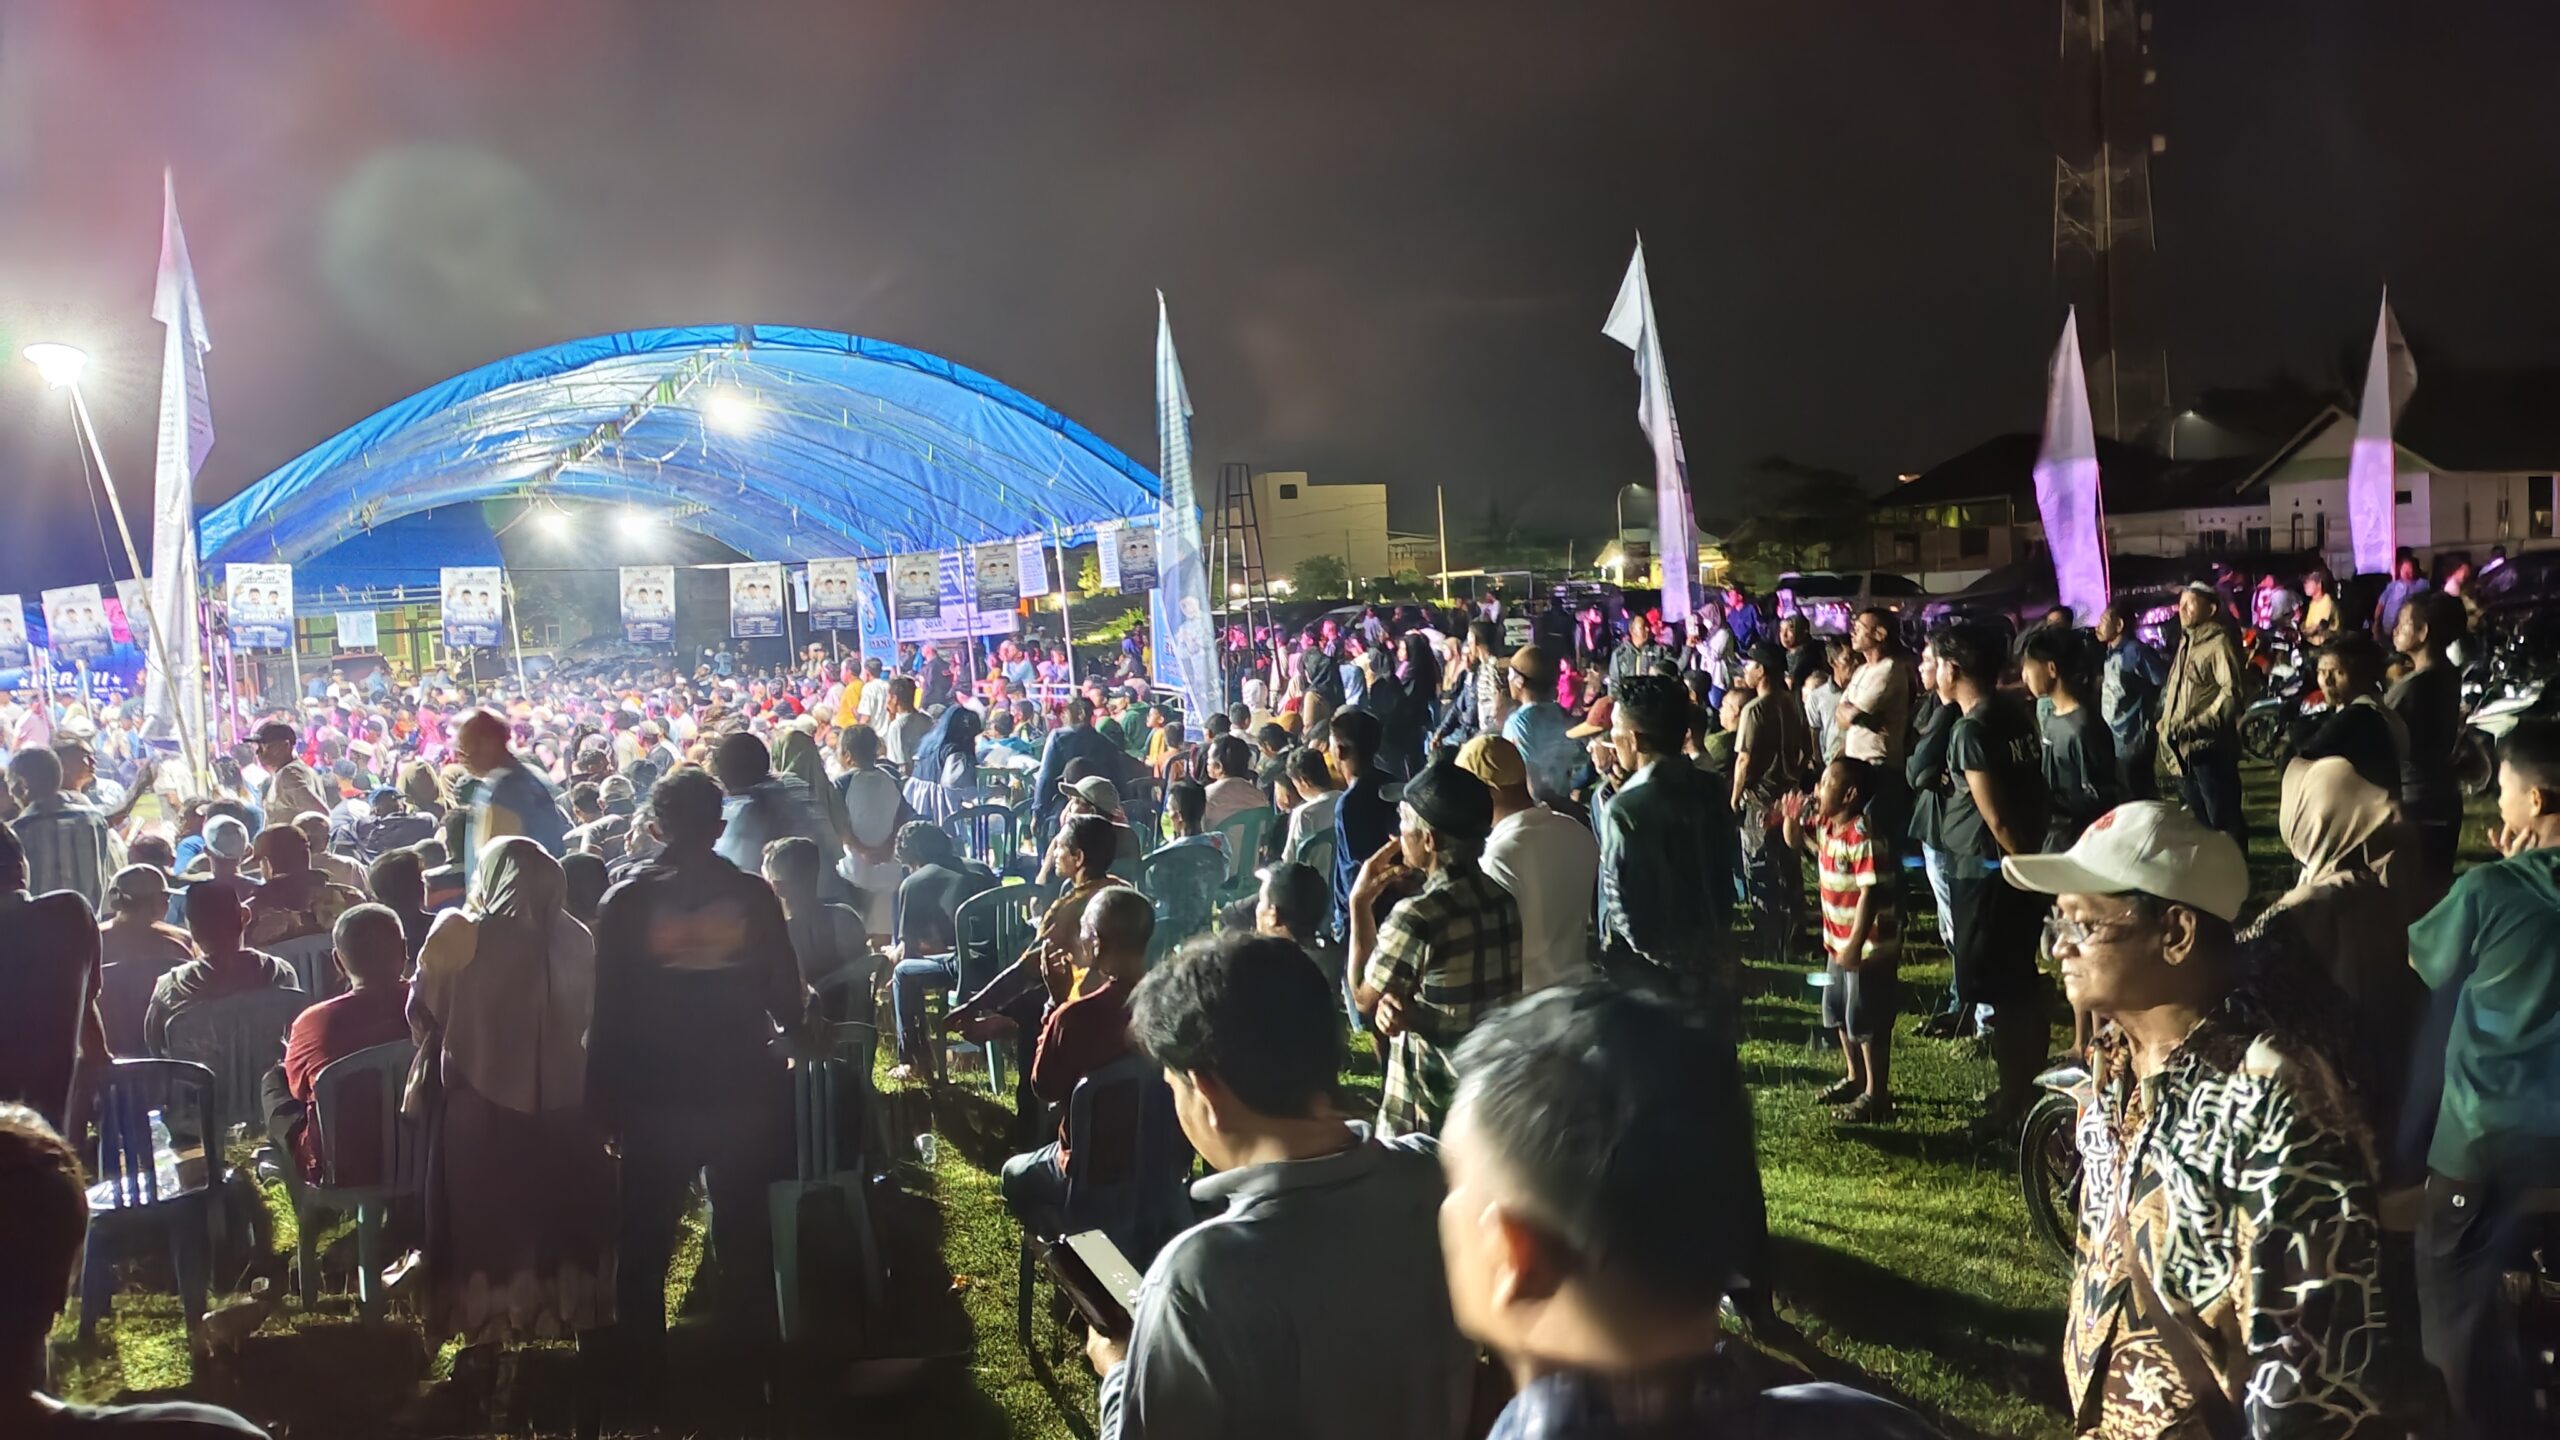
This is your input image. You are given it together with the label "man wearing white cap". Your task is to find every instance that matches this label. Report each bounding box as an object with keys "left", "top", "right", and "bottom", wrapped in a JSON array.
[{"left": 2003, "top": 800, "right": 2401, "bottom": 1440}]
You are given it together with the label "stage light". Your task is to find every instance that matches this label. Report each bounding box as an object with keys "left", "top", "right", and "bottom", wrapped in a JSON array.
[
  {"left": 536, "top": 508, "right": 572, "bottom": 540},
  {"left": 23, "top": 343, "right": 90, "bottom": 389},
  {"left": 705, "top": 388, "right": 760, "bottom": 434},
  {"left": 618, "top": 509, "right": 657, "bottom": 540}
]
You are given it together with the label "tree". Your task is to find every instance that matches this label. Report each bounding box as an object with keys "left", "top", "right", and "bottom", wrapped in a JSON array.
[
  {"left": 1077, "top": 553, "right": 1103, "bottom": 598},
  {"left": 1293, "top": 553, "right": 1350, "bottom": 598}
]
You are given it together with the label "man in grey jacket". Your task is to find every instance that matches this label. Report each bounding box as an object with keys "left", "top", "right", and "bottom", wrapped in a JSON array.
[{"left": 1090, "top": 932, "right": 1474, "bottom": 1440}]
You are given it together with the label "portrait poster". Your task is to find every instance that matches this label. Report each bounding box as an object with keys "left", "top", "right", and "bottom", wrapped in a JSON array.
[
  {"left": 112, "top": 578, "right": 150, "bottom": 651},
  {"left": 441, "top": 566, "right": 506, "bottom": 649},
  {"left": 226, "top": 563, "right": 295, "bottom": 651},
  {"left": 806, "top": 558, "right": 864, "bottom": 633},
  {"left": 42, "top": 585, "right": 111, "bottom": 665},
  {"left": 729, "top": 562, "right": 785, "bottom": 638},
  {"left": 0, "top": 599, "right": 27, "bottom": 670},
  {"left": 620, "top": 565, "right": 675, "bottom": 644},
  {"left": 891, "top": 552, "right": 941, "bottom": 622},
  {"left": 1116, "top": 522, "right": 1160, "bottom": 593},
  {"left": 973, "top": 541, "right": 1021, "bottom": 612}
]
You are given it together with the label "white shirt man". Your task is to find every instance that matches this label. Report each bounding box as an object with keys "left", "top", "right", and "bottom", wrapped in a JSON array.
[{"left": 1456, "top": 736, "right": 1599, "bottom": 994}]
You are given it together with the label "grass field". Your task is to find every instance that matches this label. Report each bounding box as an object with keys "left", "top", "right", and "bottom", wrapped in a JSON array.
[{"left": 57, "top": 760, "right": 2469, "bottom": 1439}]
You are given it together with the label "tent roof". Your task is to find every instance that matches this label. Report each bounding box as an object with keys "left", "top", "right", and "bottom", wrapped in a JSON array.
[{"left": 200, "top": 325, "right": 1162, "bottom": 571}]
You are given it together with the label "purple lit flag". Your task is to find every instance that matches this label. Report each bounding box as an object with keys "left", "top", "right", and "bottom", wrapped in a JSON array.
[
  {"left": 2033, "top": 309, "right": 2111, "bottom": 627},
  {"left": 2347, "top": 292, "right": 2417, "bottom": 577},
  {"left": 1603, "top": 239, "right": 1696, "bottom": 625}
]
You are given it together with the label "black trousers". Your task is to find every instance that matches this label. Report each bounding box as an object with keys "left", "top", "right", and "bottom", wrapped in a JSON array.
[
  {"left": 615, "top": 1096, "right": 791, "bottom": 1406},
  {"left": 2176, "top": 747, "right": 2245, "bottom": 848},
  {"left": 2418, "top": 1170, "right": 2545, "bottom": 1439}
]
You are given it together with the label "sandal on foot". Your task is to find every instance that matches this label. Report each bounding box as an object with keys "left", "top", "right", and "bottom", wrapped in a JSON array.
[
  {"left": 1832, "top": 1093, "right": 1894, "bottom": 1124},
  {"left": 1814, "top": 1077, "right": 1863, "bottom": 1106}
]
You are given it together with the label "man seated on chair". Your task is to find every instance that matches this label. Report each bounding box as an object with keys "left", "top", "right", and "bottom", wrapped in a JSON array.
[
  {"left": 144, "top": 880, "right": 302, "bottom": 1057},
  {"left": 1156, "top": 781, "right": 1224, "bottom": 857},
  {"left": 261, "top": 904, "right": 413, "bottom": 1184},
  {"left": 0, "top": 1104, "right": 265, "bottom": 1438},
  {"left": 1199, "top": 735, "right": 1265, "bottom": 835},
  {"left": 886, "top": 822, "right": 998, "bottom": 1080},
  {"left": 999, "top": 884, "right": 1155, "bottom": 1228},
  {"left": 957, "top": 817, "right": 1135, "bottom": 1080},
  {"left": 0, "top": 822, "right": 110, "bottom": 1138},
  {"left": 241, "top": 825, "right": 360, "bottom": 953},
  {"left": 1087, "top": 931, "right": 1476, "bottom": 1440}
]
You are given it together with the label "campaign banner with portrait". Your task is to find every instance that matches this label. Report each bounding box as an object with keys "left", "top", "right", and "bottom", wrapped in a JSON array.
[
  {"left": 973, "top": 541, "right": 1020, "bottom": 612},
  {"left": 1116, "top": 523, "right": 1160, "bottom": 593},
  {"left": 1095, "top": 523, "right": 1123, "bottom": 590},
  {"left": 729, "top": 562, "right": 785, "bottom": 638},
  {"left": 806, "top": 558, "right": 866, "bottom": 632},
  {"left": 620, "top": 565, "right": 675, "bottom": 644},
  {"left": 112, "top": 579, "right": 151, "bottom": 651},
  {"left": 42, "top": 586, "right": 112, "bottom": 665},
  {"left": 0, "top": 599, "right": 27, "bottom": 671},
  {"left": 1017, "top": 535, "right": 1050, "bottom": 598},
  {"left": 854, "top": 561, "right": 895, "bottom": 666},
  {"left": 890, "top": 552, "right": 941, "bottom": 622},
  {"left": 226, "top": 563, "right": 295, "bottom": 651},
  {"left": 441, "top": 566, "right": 506, "bottom": 649},
  {"left": 891, "top": 549, "right": 1019, "bottom": 643},
  {"left": 335, "top": 611, "right": 379, "bottom": 651}
]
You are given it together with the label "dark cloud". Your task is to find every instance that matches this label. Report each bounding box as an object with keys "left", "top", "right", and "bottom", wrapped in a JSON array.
[{"left": 2, "top": 0, "right": 2556, "bottom": 592}]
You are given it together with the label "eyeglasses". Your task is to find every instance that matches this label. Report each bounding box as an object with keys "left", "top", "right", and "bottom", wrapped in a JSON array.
[{"left": 2042, "top": 910, "right": 2146, "bottom": 952}]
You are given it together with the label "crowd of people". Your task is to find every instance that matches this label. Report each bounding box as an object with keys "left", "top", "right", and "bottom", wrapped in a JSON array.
[{"left": 0, "top": 560, "right": 2554, "bottom": 1440}]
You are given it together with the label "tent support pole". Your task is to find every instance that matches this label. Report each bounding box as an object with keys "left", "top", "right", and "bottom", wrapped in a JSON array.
[{"left": 1052, "top": 528, "right": 1075, "bottom": 686}]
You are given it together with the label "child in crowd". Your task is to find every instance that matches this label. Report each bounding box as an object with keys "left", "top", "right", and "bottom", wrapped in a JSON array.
[{"left": 1781, "top": 756, "right": 1900, "bottom": 1123}]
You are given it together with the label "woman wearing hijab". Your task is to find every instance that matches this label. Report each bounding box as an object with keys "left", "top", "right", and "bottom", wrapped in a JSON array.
[
  {"left": 901, "top": 705, "right": 986, "bottom": 824},
  {"left": 772, "top": 727, "right": 855, "bottom": 870},
  {"left": 410, "top": 838, "right": 613, "bottom": 1420},
  {"left": 2241, "top": 755, "right": 2424, "bottom": 1164}
]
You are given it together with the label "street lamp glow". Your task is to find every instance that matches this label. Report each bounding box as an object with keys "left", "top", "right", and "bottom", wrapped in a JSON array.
[
  {"left": 704, "top": 389, "right": 760, "bottom": 435},
  {"left": 23, "top": 343, "right": 90, "bottom": 389}
]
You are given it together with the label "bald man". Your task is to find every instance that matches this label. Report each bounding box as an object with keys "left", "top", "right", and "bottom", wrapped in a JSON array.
[{"left": 454, "top": 710, "right": 569, "bottom": 859}]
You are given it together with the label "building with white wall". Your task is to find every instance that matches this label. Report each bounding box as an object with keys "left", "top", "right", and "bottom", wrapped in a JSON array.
[{"left": 1241, "top": 471, "right": 1393, "bottom": 586}]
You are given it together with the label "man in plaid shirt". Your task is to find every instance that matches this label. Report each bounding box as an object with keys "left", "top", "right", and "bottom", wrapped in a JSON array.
[
  {"left": 6, "top": 747, "right": 109, "bottom": 916},
  {"left": 1350, "top": 757, "right": 1522, "bottom": 1138}
]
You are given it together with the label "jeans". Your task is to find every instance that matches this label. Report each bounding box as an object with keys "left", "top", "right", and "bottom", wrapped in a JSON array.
[
  {"left": 1738, "top": 810, "right": 1800, "bottom": 965},
  {"left": 2115, "top": 731, "right": 2157, "bottom": 802},
  {"left": 616, "top": 1097, "right": 790, "bottom": 1407},
  {"left": 1000, "top": 1141, "right": 1068, "bottom": 1232},
  {"left": 2176, "top": 746, "right": 2245, "bottom": 848},
  {"left": 2419, "top": 1170, "right": 2542, "bottom": 1439},
  {"left": 890, "top": 956, "right": 959, "bottom": 1066}
]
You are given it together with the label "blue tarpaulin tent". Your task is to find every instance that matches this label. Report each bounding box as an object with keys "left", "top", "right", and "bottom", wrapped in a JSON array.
[{"left": 199, "top": 325, "right": 1163, "bottom": 572}]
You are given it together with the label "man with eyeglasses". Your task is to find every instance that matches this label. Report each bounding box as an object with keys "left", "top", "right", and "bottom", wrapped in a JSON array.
[{"left": 2003, "top": 801, "right": 2406, "bottom": 1440}]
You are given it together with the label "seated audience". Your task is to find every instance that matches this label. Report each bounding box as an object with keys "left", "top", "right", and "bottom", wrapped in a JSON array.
[
  {"left": 145, "top": 880, "right": 302, "bottom": 1057},
  {"left": 97, "top": 865, "right": 194, "bottom": 1059},
  {"left": 0, "top": 822, "right": 108, "bottom": 1136},
  {"left": 1157, "top": 781, "right": 1224, "bottom": 855},
  {"left": 1000, "top": 885, "right": 1155, "bottom": 1226},
  {"left": 243, "top": 825, "right": 360, "bottom": 950},
  {"left": 1091, "top": 932, "right": 1476, "bottom": 1440},
  {"left": 1279, "top": 746, "right": 1339, "bottom": 862},
  {"left": 886, "top": 823, "right": 998, "bottom": 1077},
  {"left": 1441, "top": 982, "right": 1937, "bottom": 1438},
  {"left": 295, "top": 810, "right": 371, "bottom": 895},
  {"left": 365, "top": 848, "right": 436, "bottom": 966},
  {"left": 265, "top": 904, "right": 413, "bottom": 1183},
  {"left": 1199, "top": 735, "right": 1264, "bottom": 833},
  {"left": 561, "top": 851, "right": 611, "bottom": 925}
]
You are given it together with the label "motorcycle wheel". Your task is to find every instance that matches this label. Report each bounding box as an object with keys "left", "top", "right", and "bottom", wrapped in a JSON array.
[
  {"left": 2239, "top": 709, "right": 2285, "bottom": 764},
  {"left": 2017, "top": 1090, "right": 2084, "bottom": 1266},
  {"left": 2456, "top": 729, "right": 2497, "bottom": 799}
]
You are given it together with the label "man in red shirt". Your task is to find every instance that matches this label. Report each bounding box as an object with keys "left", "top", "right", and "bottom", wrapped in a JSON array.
[
  {"left": 1000, "top": 885, "right": 1156, "bottom": 1227},
  {"left": 263, "top": 905, "right": 412, "bottom": 1184}
]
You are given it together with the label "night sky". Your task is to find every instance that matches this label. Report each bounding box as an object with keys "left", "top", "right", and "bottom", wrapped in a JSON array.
[{"left": 5, "top": 0, "right": 2559, "bottom": 592}]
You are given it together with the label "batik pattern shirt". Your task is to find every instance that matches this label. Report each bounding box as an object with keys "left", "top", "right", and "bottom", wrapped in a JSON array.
[
  {"left": 1363, "top": 864, "right": 1522, "bottom": 1138},
  {"left": 2069, "top": 994, "right": 2394, "bottom": 1439}
]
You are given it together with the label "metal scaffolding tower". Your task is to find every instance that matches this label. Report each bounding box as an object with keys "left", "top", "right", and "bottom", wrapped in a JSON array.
[
  {"left": 1210, "top": 461, "right": 1278, "bottom": 671},
  {"left": 2053, "top": 0, "right": 2170, "bottom": 441}
]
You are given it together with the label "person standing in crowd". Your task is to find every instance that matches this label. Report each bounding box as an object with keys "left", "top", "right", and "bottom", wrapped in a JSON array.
[
  {"left": 2375, "top": 552, "right": 2430, "bottom": 637},
  {"left": 998, "top": 885, "right": 1153, "bottom": 1226},
  {"left": 1731, "top": 644, "right": 1815, "bottom": 966},
  {"left": 708, "top": 732, "right": 825, "bottom": 879},
  {"left": 5, "top": 746, "right": 109, "bottom": 914},
  {"left": 0, "top": 1104, "right": 269, "bottom": 1437},
  {"left": 1498, "top": 645, "right": 1577, "bottom": 807},
  {"left": 1032, "top": 697, "right": 1123, "bottom": 834},
  {"left": 0, "top": 823, "right": 109, "bottom": 1137},
  {"left": 1801, "top": 638, "right": 1851, "bottom": 763},
  {"left": 2299, "top": 632, "right": 2407, "bottom": 800},
  {"left": 2407, "top": 718, "right": 2560, "bottom": 1437},
  {"left": 255, "top": 720, "right": 330, "bottom": 835},
  {"left": 1930, "top": 624, "right": 2049, "bottom": 1130},
  {"left": 1349, "top": 759, "right": 1522, "bottom": 1138},
  {"left": 1091, "top": 932, "right": 1476, "bottom": 1440},
  {"left": 409, "top": 838, "right": 612, "bottom": 1423},
  {"left": 1379, "top": 632, "right": 1440, "bottom": 779},
  {"left": 1607, "top": 613, "right": 1670, "bottom": 689},
  {"left": 2158, "top": 582, "right": 2246, "bottom": 844},
  {"left": 1457, "top": 735, "right": 1598, "bottom": 995},
  {"left": 1776, "top": 613, "right": 1822, "bottom": 690},
  {"left": 1781, "top": 758, "right": 1901, "bottom": 1123},
  {"left": 2299, "top": 566, "right": 2341, "bottom": 646},
  {"left": 2004, "top": 801, "right": 2406, "bottom": 1440},
  {"left": 1279, "top": 747, "right": 1340, "bottom": 863},
  {"left": 1836, "top": 607, "right": 1915, "bottom": 836},
  {"left": 879, "top": 677, "right": 932, "bottom": 772},
  {"left": 589, "top": 769, "right": 810, "bottom": 1414},
  {"left": 1327, "top": 707, "right": 1396, "bottom": 939},
  {"left": 2388, "top": 590, "right": 2466, "bottom": 900},
  {"left": 2019, "top": 628, "right": 2120, "bottom": 852},
  {"left": 454, "top": 710, "right": 568, "bottom": 859},
  {"left": 1199, "top": 735, "right": 1263, "bottom": 833},
  {"left": 835, "top": 724, "right": 906, "bottom": 939},
  {"left": 1439, "top": 983, "right": 1937, "bottom": 1440},
  {"left": 1597, "top": 675, "right": 1738, "bottom": 1002},
  {"left": 2093, "top": 601, "right": 2165, "bottom": 803},
  {"left": 1429, "top": 620, "right": 1501, "bottom": 750}
]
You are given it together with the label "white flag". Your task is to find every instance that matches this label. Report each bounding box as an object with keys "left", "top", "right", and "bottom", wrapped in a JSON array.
[
  {"left": 2347, "top": 291, "right": 2417, "bottom": 577},
  {"left": 1603, "top": 238, "right": 1697, "bottom": 625},
  {"left": 147, "top": 169, "right": 212, "bottom": 770},
  {"left": 1152, "top": 292, "right": 1220, "bottom": 740},
  {"left": 2033, "top": 309, "right": 2112, "bottom": 627}
]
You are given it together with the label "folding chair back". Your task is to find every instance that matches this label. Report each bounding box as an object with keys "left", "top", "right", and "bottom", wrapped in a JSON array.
[
  {"left": 1061, "top": 1054, "right": 1196, "bottom": 1268},
  {"left": 160, "top": 987, "right": 311, "bottom": 1140},
  {"left": 268, "top": 933, "right": 340, "bottom": 1001},
  {"left": 944, "top": 803, "right": 1019, "bottom": 873},
  {"left": 1141, "top": 844, "right": 1230, "bottom": 958}
]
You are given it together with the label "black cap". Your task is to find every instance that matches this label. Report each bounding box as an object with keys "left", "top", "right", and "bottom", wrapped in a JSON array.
[
  {"left": 1747, "top": 643, "right": 1787, "bottom": 677},
  {"left": 1400, "top": 756, "right": 1493, "bottom": 838}
]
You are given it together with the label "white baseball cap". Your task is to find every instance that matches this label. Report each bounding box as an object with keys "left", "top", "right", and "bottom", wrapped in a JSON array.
[
  {"left": 1059, "top": 775, "right": 1124, "bottom": 817},
  {"left": 1999, "top": 800, "right": 2248, "bottom": 922}
]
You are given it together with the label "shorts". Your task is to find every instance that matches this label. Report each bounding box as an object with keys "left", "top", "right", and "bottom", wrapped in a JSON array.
[
  {"left": 1945, "top": 866, "right": 2046, "bottom": 1009},
  {"left": 1820, "top": 960, "right": 1900, "bottom": 1041}
]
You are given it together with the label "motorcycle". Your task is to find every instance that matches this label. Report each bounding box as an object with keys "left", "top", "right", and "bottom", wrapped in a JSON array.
[
  {"left": 2018, "top": 1059, "right": 2089, "bottom": 1265},
  {"left": 2456, "top": 674, "right": 2553, "bottom": 798},
  {"left": 2239, "top": 642, "right": 2316, "bottom": 764}
]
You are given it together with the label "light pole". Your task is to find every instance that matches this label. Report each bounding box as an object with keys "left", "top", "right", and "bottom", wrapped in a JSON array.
[{"left": 25, "top": 343, "right": 210, "bottom": 788}]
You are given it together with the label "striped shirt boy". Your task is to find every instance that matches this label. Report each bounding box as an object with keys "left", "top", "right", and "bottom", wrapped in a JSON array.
[{"left": 1816, "top": 811, "right": 1898, "bottom": 966}]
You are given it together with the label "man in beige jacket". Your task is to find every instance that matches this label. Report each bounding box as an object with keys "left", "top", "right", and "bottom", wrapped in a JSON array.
[{"left": 2158, "top": 582, "right": 2246, "bottom": 843}]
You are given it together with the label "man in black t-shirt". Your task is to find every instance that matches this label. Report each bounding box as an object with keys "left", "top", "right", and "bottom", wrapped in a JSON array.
[
  {"left": 2389, "top": 591, "right": 2465, "bottom": 901},
  {"left": 1930, "top": 624, "right": 2051, "bottom": 1135}
]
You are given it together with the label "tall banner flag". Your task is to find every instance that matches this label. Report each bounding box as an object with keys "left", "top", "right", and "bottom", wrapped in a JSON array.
[
  {"left": 854, "top": 562, "right": 895, "bottom": 666},
  {"left": 2033, "top": 309, "right": 2112, "bottom": 627},
  {"left": 620, "top": 565, "right": 675, "bottom": 643},
  {"left": 441, "top": 567, "right": 505, "bottom": 649},
  {"left": 806, "top": 559, "right": 864, "bottom": 632},
  {"left": 334, "top": 611, "right": 379, "bottom": 650},
  {"left": 226, "top": 564, "right": 294, "bottom": 650},
  {"left": 2348, "top": 291, "right": 2418, "bottom": 577},
  {"left": 1096, "top": 523, "right": 1124, "bottom": 590},
  {"left": 113, "top": 579, "right": 150, "bottom": 651},
  {"left": 1117, "top": 523, "right": 1161, "bottom": 592},
  {"left": 729, "top": 562, "right": 785, "bottom": 638},
  {"left": 43, "top": 586, "right": 112, "bottom": 665},
  {"left": 890, "top": 553, "right": 940, "bottom": 621},
  {"left": 1017, "top": 535, "right": 1051, "bottom": 598},
  {"left": 148, "top": 170, "right": 213, "bottom": 755},
  {"left": 0, "top": 600, "right": 27, "bottom": 671},
  {"left": 974, "top": 541, "right": 1021, "bottom": 611},
  {"left": 1152, "top": 296, "right": 1221, "bottom": 739},
  {"left": 1602, "top": 238, "right": 1698, "bottom": 625}
]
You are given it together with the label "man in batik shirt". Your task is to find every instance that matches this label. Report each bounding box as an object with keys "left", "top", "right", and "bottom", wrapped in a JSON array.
[{"left": 2004, "top": 802, "right": 2406, "bottom": 1440}]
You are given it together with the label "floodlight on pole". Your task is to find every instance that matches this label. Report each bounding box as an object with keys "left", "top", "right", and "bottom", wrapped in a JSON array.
[
  {"left": 536, "top": 508, "right": 573, "bottom": 541},
  {"left": 618, "top": 508, "right": 657, "bottom": 540},
  {"left": 704, "top": 388, "right": 760, "bottom": 435},
  {"left": 23, "top": 343, "right": 90, "bottom": 390}
]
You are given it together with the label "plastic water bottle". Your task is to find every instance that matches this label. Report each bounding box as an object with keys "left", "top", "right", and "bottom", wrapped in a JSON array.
[
  {"left": 147, "top": 1108, "right": 182, "bottom": 1197},
  {"left": 915, "top": 1132, "right": 938, "bottom": 1168}
]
